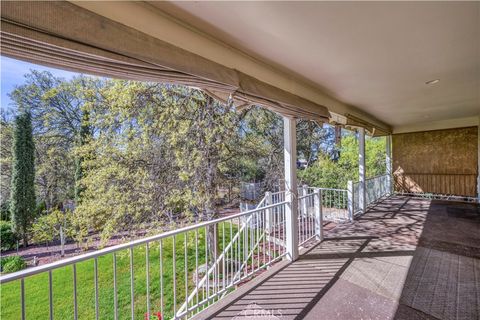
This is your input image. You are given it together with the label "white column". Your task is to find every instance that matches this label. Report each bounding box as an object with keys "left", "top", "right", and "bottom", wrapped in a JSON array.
[
  {"left": 358, "top": 128, "right": 366, "bottom": 213},
  {"left": 284, "top": 117, "right": 299, "bottom": 261},
  {"left": 386, "top": 135, "right": 393, "bottom": 195},
  {"left": 347, "top": 180, "right": 354, "bottom": 221}
]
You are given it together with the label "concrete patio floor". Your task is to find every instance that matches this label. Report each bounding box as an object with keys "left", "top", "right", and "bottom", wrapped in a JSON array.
[{"left": 193, "top": 195, "right": 480, "bottom": 320}]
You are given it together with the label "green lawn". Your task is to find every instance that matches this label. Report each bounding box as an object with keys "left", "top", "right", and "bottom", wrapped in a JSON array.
[{"left": 0, "top": 222, "right": 263, "bottom": 320}]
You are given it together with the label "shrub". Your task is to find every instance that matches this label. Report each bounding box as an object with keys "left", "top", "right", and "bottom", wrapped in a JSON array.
[
  {"left": 0, "top": 201, "right": 10, "bottom": 221},
  {"left": 0, "top": 220, "right": 16, "bottom": 251},
  {"left": 30, "top": 209, "right": 75, "bottom": 245},
  {"left": 0, "top": 256, "right": 26, "bottom": 273}
]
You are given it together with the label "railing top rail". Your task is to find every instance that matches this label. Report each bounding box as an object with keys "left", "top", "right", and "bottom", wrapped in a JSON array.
[
  {"left": 0, "top": 200, "right": 288, "bottom": 284},
  {"left": 365, "top": 173, "right": 389, "bottom": 181},
  {"left": 317, "top": 187, "right": 347, "bottom": 192},
  {"left": 352, "top": 173, "right": 389, "bottom": 185},
  {"left": 298, "top": 193, "right": 315, "bottom": 200},
  {"left": 307, "top": 186, "right": 347, "bottom": 192}
]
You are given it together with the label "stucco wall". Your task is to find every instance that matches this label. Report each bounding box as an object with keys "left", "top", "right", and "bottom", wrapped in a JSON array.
[{"left": 392, "top": 127, "right": 478, "bottom": 197}]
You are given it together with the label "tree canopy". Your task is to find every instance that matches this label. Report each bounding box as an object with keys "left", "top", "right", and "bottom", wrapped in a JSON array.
[{"left": 1, "top": 70, "right": 387, "bottom": 246}]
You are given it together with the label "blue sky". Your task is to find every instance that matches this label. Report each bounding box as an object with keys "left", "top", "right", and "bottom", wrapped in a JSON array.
[{"left": 1, "top": 56, "right": 79, "bottom": 111}]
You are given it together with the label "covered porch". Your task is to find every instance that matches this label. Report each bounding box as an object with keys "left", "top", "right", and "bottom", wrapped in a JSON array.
[
  {"left": 0, "top": 2, "right": 479, "bottom": 320},
  {"left": 194, "top": 196, "right": 480, "bottom": 320}
]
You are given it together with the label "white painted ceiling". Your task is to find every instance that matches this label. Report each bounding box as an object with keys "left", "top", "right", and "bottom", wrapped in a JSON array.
[{"left": 152, "top": 1, "right": 479, "bottom": 128}]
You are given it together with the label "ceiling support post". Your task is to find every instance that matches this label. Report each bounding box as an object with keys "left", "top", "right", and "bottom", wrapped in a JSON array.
[
  {"left": 358, "top": 127, "right": 366, "bottom": 213},
  {"left": 386, "top": 135, "right": 393, "bottom": 195},
  {"left": 284, "top": 116, "right": 299, "bottom": 261}
]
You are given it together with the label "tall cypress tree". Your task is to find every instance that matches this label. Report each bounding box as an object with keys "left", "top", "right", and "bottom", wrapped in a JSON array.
[
  {"left": 74, "top": 108, "right": 92, "bottom": 203},
  {"left": 10, "top": 111, "right": 36, "bottom": 247}
]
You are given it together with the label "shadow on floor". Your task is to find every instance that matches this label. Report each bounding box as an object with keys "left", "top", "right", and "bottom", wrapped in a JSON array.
[{"left": 201, "top": 196, "right": 480, "bottom": 320}]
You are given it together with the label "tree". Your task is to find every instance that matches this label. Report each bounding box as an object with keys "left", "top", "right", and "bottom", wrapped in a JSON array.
[
  {"left": 9, "top": 71, "right": 99, "bottom": 209},
  {"left": 298, "top": 133, "right": 386, "bottom": 189},
  {"left": 237, "top": 107, "right": 284, "bottom": 191},
  {"left": 10, "top": 111, "right": 36, "bottom": 247},
  {"left": 73, "top": 82, "right": 244, "bottom": 247},
  {"left": 74, "top": 108, "right": 92, "bottom": 202},
  {"left": 30, "top": 209, "right": 74, "bottom": 255},
  {"left": 297, "top": 120, "right": 335, "bottom": 165},
  {"left": 0, "top": 111, "right": 14, "bottom": 211}
]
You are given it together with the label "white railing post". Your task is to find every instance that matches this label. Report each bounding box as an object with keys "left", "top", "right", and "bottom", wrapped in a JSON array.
[
  {"left": 386, "top": 134, "right": 393, "bottom": 195},
  {"left": 314, "top": 188, "right": 323, "bottom": 241},
  {"left": 347, "top": 180, "right": 354, "bottom": 221},
  {"left": 265, "top": 191, "right": 272, "bottom": 239},
  {"left": 60, "top": 226, "right": 65, "bottom": 257},
  {"left": 358, "top": 127, "right": 366, "bottom": 213},
  {"left": 302, "top": 185, "right": 308, "bottom": 217},
  {"left": 284, "top": 117, "right": 299, "bottom": 261}
]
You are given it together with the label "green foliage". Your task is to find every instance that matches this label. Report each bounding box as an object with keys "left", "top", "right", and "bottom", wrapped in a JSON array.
[
  {"left": 0, "top": 112, "right": 13, "bottom": 208},
  {"left": 9, "top": 71, "right": 96, "bottom": 210},
  {"left": 0, "top": 255, "right": 26, "bottom": 273},
  {"left": 299, "top": 134, "right": 386, "bottom": 189},
  {"left": 30, "top": 209, "right": 74, "bottom": 244},
  {"left": 75, "top": 108, "right": 93, "bottom": 202},
  {"left": 4, "top": 70, "right": 388, "bottom": 248},
  {"left": 0, "top": 220, "right": 16, "bottom": 251},
  {"left": 0, "top": 201, "right": 10, "bottom": 221},
  {"left": 34, "top": 201, "right": 47, "bottom": 216},
  {"left": 9, "top": 111, "right": 36, "bottom": 247},
  {"left": 1, "top": 223, "right": 239, "bottom": 319}
]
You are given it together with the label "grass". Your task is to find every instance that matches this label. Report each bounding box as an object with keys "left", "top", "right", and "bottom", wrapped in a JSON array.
[{"left": 0, "top": 222, "right": 265, "bottom": 320}]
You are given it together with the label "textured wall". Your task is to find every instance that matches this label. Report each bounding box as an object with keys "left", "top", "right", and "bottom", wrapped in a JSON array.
[{"left": 392, "top": 127, "right": 478, "bottom": 196}]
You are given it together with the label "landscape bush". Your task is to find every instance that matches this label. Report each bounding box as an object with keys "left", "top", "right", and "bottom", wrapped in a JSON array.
[
  {"left": 0, "top": 255, "right": 26, "bottom": 273},
  {"left": 0, "top": 220, "right": 16, "bottom": 251}
]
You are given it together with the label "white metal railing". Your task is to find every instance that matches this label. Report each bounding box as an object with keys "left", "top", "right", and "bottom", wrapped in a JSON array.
[
  {"left": 176, "top": 192, "right": 286, "bottom": 317},
  {"left": 318, "top": 188, "right": 349, "bottom": 222},
  {"left": 298, "top": 188, "right": 316, "bottom": 246},
  {"left": 353, "top": 174, "right": 390, "bottom": 215},
  {"left": 395, "top": 191, "right": 479, "bottom": 203},
  {"left": 3, "top": 180, "right": 391, "bottom": 320},
  {"left": 0, "top": 199, "right": 288, "bottom": 320}
]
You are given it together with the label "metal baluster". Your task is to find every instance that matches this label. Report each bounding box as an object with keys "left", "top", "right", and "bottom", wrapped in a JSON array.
[
  {"left": 20, "top": 278, "right": 25, "bottom": 320},
  {"left": 73, "top": 264, "right": 78, "bottom": 320},
  {"left": 249, "top": 217, "right": 252, "bottom": 274},
  {"left": 214, "top": 226, "right": 217, "bottom": 296},
  {"left": 195, "top": 229, "right": 199, "bottom": 310},
  {"left": 222, "top": 223, "right": 225, "bottom": 291},
  {"left": 229, "top": 221, "right": 233, "bottom": 287},
  {"left": 146, "top": 243, "right": 150, "bottom": 316},
  {"left": 184, "top": 233, "right": 188, "bottom": 317},
  {"left": 130, "top": 247, "right": 134, "bottom": 320},
  {"left": 311, "top": 194, "right": 315, "bottom": 238},
  {"left": 254, "top": 212, "right": 258, "bottom": 271},
  {"left": 173, "top": 235, "right": 177, "bottom": 315},
  {"left": 273, "top": 204, "right": 277, "bottom": 259},
  {"left": 205, "top": 227, "right": 209, "bottom": 303},
  {"left": 283, "top": 204, "right": 286, "bottom": 255},
  {"left": 94, "top": 258, "right": 99, "bottom": 320},
  {"left": 49, "top": 270, "right": 53, "bottom": 320},
  {"left": 238, "top": 217, "right": 241, "bottom": 281},
  {"left": 243, "top": 218, "right": 247, "bottom": 277},
  {"left": 307, "top": 195, "right": 310, "bottom": 239},
  {"left": 159, "top": 240, "right": 164, "bottom": 317},
  {"left": 113, "top": 254, "right": 118, "bottom": 320},
  {"left": 262, "top": 209, "right": 266, "bottom": 267}
]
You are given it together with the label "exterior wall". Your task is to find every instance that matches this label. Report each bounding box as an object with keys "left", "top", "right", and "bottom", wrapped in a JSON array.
[{"left": 392, "top": 127, "right": 478, "bottom": 197}]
